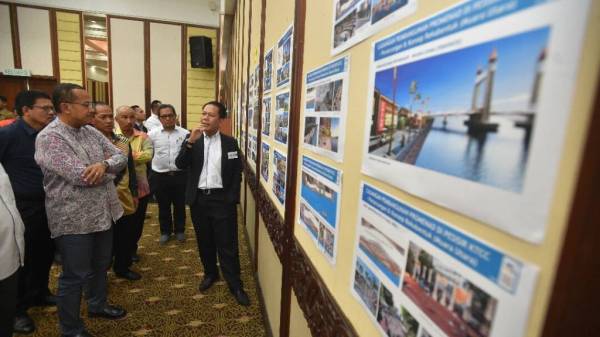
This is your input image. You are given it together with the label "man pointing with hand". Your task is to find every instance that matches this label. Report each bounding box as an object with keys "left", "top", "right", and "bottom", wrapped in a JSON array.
[{"left": 175, "top": 101, "right": 249, "bottom": 306}]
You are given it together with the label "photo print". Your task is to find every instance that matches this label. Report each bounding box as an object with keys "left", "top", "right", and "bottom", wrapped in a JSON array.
[
  {"left": 350, "top": 182, "right": 539, "bottom": 337},
  {"left": 264, "top": 48, "right": 273, "bottom": 93},
  {"left": 275, "top": 91, "right": 290, "bottom": 145},
  {"left": 361, "top": 0, "right": 592, "bottom": 242},
  {"left": 299, "top": 156, "right": 342, "bottom": 263},
  {"left": 276, "top": 26, "right": 293, "bottom": 87},
  {"left": 303, "top": 56, "right": 349, "bottom": 161},
  {"left": 262, "top": 96, "right": 272, "bottom": 136},
  {"left": 331, "top": 0, "right": 417, "bottom": 55},
  {"left": 261, "top": 141, "right": 270, "bottom": 182},
  {"left": 272, "top": 149, "right": 287, "bottom": 204}
]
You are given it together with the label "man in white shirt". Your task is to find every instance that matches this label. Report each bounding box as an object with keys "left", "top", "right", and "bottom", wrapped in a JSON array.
[
  {"left": 147, "top": 104, "right": 189, "bottom": 244},
  {"left": 143, "top": 100, "right": 162, "bottom": 132},
  {"left": 175, "top": 101, "right": 248, "bottom": 306},
  {"left": 0, "top": 163, "right": 25, "bottom": 336}
]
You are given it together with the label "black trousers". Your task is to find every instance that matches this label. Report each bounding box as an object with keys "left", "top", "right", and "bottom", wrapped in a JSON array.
[
  {"left": 152, "top": 172, "right": 187, "bottom": 235},
  {"left": 15, "top": 200, "right": 54, "bottom": 315},
  {"left": 190, "top": 192, "right": 242, "bottom": 291},
  {"left": 55, "top": 229, "right": 112, "bottom": 336},
  {"left": 112, "top": 214, "right": 136, "bottom": 273},
  {"left": 0, "top": 270, "right": 18, "bottom": 337},
  {"left": 132, "top": 195, "right": 150, "bottom": 254}
]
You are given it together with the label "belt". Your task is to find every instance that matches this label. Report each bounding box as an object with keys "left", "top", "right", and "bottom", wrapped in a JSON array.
[
  {"left": 198, "top": 188, "right": 223, "bottom": 195},
  {"left": 156, "top": 171, "right": 184, "bottom": 176}
]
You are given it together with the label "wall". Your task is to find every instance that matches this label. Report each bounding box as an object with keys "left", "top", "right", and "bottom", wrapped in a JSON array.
[
  {"left": 0, "top": 1, "right": 218, "bottom": 126},
  {"left": 150, "top": 22, "right": 182, "bottom": 114},
  {"left": 0, "top": 4, "right": 14, "bottom": 70},
  {"left": 186, "top": 26, "right": 217, "bottom": 128},
  {"left": 17, "top": 6, "right": 53, "bottom": 76},
  {"left": 2, "top": 0, "right": 219, "bottom": 27},
  {"left": 109, "top": 17, "right": 145, "bottom": 110},
  {"left": 227, "top": 0, "right": 600, "bottom": 337},
  {"left": 56, "top": 11, "right": 83, "bottom": 85}
]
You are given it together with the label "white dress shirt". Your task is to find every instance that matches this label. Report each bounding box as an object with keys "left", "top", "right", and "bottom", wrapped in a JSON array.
[
  {"left": 0, "top": 163, "right": 25, "bottom": 280},
  {"left": 198, "top": 132, "right": 223, "bottom": 189},
  {"left": 148, "top": 126, "right": 189, "bottom": 172},
  {"left": 144, "top": 114, "right": 162, "bottom": 132}
]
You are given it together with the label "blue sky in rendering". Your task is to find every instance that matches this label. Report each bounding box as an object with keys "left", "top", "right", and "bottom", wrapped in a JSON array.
[{"left": 374, "top": 27, "right": 550, "bottom": 114}]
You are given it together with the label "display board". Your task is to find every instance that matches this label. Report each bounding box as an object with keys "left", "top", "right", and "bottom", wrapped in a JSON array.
[
  {"left": 351, "top": 183, "right": 538, "bottom": 337},
  {"left": 331, "top": 0, "right": 417, "bottom": 55},
  {"left": 276, "top": 25, "right": 294, "bottom": 88},
  {"left": 264, "top": 47, "right": 274, "bottom": 94},
  {"left": 299, "top": 156, "right": 343, "bottom": 264},
  {"left": 303, "top": 56, "right": 350, "bottom": 162},
  {"left": 227, "top": 0, "right": 599, "bottom": 337},
  {"left": 361, "top": 0, "right": 590, "bottom": 243}
]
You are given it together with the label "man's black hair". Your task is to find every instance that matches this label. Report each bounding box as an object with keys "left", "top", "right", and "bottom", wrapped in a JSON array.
[
  {"left": 14, "top": 90, "right": 51, "bottom": 116},
  {"left": 202, "top": 101, "right": 227, "bottom": 119},
  {"left": 0, "top": 95, "right": 7, "bottom": 103},
  {"left": 52, "top": 83, "right": 84, "bottom": 114},
  {"left": 157, "top": 104, "right": 176, "bottom": 117}
]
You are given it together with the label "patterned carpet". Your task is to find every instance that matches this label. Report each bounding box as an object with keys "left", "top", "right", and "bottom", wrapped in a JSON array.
[{"left": 27, "top": 203, "right": 267, "bottom": 337}]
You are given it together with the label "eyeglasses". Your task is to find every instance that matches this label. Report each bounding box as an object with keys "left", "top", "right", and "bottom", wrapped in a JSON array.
[
  {"left": 159, "top": 114, "right": 176, "bottom": 119},
  {"left": 31, "top": 105, "right": 55, "bottom": 112}
]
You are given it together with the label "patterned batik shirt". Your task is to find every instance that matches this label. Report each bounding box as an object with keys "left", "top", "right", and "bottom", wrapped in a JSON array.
[{"left": 35, "top": 119, "right": 127, "bottom": 238}]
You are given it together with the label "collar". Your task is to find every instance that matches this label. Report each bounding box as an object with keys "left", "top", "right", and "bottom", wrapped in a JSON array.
[
  {"left": 16, "top": 118, "right": 39, "bottom": 136},
  {"left": 56, "top": 118, "right": 81, "bottom": 132},
  {"left": 203, "top": 131, "right": 220, "bottom": 140}
]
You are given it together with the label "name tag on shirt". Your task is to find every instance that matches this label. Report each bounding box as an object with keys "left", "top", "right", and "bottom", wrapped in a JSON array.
[{"left": 228, "top": 151, "right": 238, "bottom": 159}]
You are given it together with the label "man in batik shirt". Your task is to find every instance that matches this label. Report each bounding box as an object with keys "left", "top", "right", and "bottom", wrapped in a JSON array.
[{"left": 35, "top": 84, "right": 127, "bottom": 337}]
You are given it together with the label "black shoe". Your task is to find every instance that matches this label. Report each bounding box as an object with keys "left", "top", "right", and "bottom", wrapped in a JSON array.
[
  {"left": 198, "top": 275, "right": 219, "bottom": 292},
  {"left": 115, "top": 269, "right": 142, "bottom": 281},
  {"left": 88, "top": 305, "right": 127, "bottom": 320},
  {"left": 131, "top": 253, "right": 140, "bottom": 263},
  {"left": 14, "top": 314, "right": 35, "bottom": 334},
  {"left": 61, "top": 330, "right": 94, "bottom": 337},
  {"left": 232, "top": 289, "right": 250, "bottom": 306}
]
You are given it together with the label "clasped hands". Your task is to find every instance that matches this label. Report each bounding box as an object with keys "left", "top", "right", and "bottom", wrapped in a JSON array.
[{"left": 82, "top": 162, "right": 107, "bottom": 185}]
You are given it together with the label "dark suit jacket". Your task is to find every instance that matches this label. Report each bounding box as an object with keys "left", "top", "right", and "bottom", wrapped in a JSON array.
[{"left": 175, "top": 132, "right": 242, "bottom": 206}]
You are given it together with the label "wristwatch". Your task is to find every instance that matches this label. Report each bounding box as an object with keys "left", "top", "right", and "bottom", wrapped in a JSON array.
[
  {"left": 101, "top": 160, "right": 110, "bottom": 169},
  {"left": 186, "top": 140, "right": 194, "bottom": 149}
]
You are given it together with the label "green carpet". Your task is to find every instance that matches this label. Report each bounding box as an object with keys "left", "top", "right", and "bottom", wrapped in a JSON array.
[{"left": 28, "top": 203, "right": 267, "bottom": 337}]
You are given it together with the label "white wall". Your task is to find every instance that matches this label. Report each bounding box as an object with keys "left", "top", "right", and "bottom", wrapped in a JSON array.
[
  {"left": 150, "top": 22, "right": 181, "bottom": 113},
  {"left": 4, "top": 0, "right": 219, "bottom": 27},
  {"left": 110, "top": 18, "right": 144, "bottom": 110},
  {"left": 17, "top": 6, "right": 53, "bottom": 76},
  {"left": 0, "top": 4, "right": 14, "bottom": 70}
]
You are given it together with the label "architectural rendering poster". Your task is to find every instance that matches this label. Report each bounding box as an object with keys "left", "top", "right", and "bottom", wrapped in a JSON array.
[
  {"left": 247, "top": 134, "right": 257, "bottom": 171},
  {"left": 303, "top": 56, "right": 349, "bottom": 162},
  {"left": 262, "top": 96, "right": 272, "bottom": 137},
  {"left": 298, "top": 156, "right": 342, "bottom": 264},
  {"left": 361, "top": 0, "right": 591, "bottom": 243},
  {"left": 264, "top": 48, "right": 273, "bottom": 93},
  {"left": 248, "top": 106, "right": 255, "bottom": 133},
  {"left": 276, "top": 25, "right": 293, "bottom": 88},
  {"left": 261, "top": 141, "right": 270, "bottom": 183},
  {"left": 351, "top": 183, "right": 538, "bottom": 337},
  {"left": 331, "top": 0, "right": 417, "bottom": 55},
  {"left": 272, "top": 149, "right": 287, "bottom": 204},
  {"left": 275, "top": 91, "right": 290, "bottom": 145}
]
